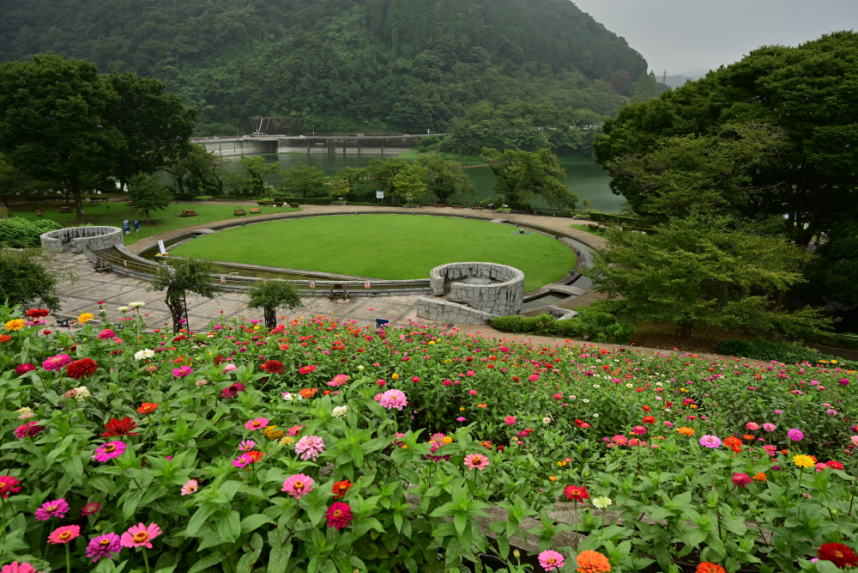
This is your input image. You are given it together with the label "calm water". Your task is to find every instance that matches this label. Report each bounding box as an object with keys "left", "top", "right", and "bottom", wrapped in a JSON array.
[{"left": 209, "top": 153, "right": 625, "bottom": 213}]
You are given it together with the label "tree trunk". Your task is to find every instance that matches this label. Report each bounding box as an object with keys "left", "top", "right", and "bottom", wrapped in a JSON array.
[
  {"left": 264, "top": 307, "right": 276, "bottom": 330},
  {"left": 679, "top": 322, "right": 693, "bottom": 339}
]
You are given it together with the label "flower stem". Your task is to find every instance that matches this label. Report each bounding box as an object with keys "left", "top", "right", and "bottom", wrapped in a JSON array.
[
  {"left": 143, "top": 547, "right": 151, "bottom": 573},
  {"left": 65, "top": 543, "right": 71, "bottom": 573}
]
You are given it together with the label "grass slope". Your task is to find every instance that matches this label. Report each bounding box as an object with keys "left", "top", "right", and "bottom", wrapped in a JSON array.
[
  {"left": 10, "top": 201, "right": 300, "bottom": 245},
  {"left": 171, "top": 215, "right": 576, "bottom": 291}
]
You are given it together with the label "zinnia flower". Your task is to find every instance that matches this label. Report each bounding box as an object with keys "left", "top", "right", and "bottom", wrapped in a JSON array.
[
  {"left": 134, "top": 349, "right": 155, "bottom": 360},
  {"left": 379, "top": 389, "right": 408, "bottom": 411},
  {"left": 538, "top": 550, "right": 565, "bottom": 572},
  {"left": 94, "top": 442, "right": 126, "bottom": 462},
  {"left": 15, "top": 364, "right": 35, "bottom": 376},
  {"left": 818, "top": 543, "right": 858, "bottom": 569},
  {"left": 5, "top": 319, "right": 26, "bottom": 331},
  {"left": 731, "top": 473, "right": 751, "bottom": 488},
  {"left": 298, "top": 365, "right": 316, "bottom": 375},
  {"left": 14, "top": 422, "right": 45, "bottom": 440},
  {"left": 576, "top": 550, "right": 610, "bottom": 572},
  {"left": 97, "top": 329, "right": 115, "bottom": 340},
  {"left": 42, "top": 353, "right": 71, "bottom": 371},
  {"left": 282, "top": 474, "right": 314, "bottom": 498},
  {"left": 86, "top": 532, "right": 122, "bottom": 562},
  {"left": 120, "top": 523, "right": 161, "bottom": 548},
  {"left": 332, "top": 405, "right": 348, "bottom": 418},
  {"left": 325, "top": 502, "right": 353, "bottom": 531},
  {"left": 48, "top": 525, "right": 80, "bottom": 545},
  {"left": 78, "top": 313, "right": 95, "bottom": 323},
  {"left": 504, "top": 416, "right": 516, "bottom": 426},
  {"left": 793, "top": 454, "right": 815, "bottom": 468},
  {"left": 295, "top": 435, "right": 325, "bottom": 461},
  {"left": 35, "top": 498, "right": 69, "bottom": 521},
  {"left": 746, "top": 422, "right": 759, "bottom": 431},
  {"left": 464, "top": 454, "right": 490, "bottom": 470},
  {"left": 244, "top": 417, "right": 270, "bottom": 431},
  {"left": 632, "top": 425, "right": 647, "bottom": 435},
  {"left": 136, "top": 403, "right": 158, "bottom": 415},
  {"left": 696, "top": 563, "right": 726, "bottom": 573},
  {"left": 333, "top": 479, "right": 352, "bottom": 499},
  {"left": 787, "top": 429, "right": 804, "bottom": 442},
  {"left": 0, "top": 476, "right": 21, "bottom": 498},
  {"left": 181, "top": 480, "right": 199, "bottom": 495},
  {"left": 327, "top": 374, "right": 348, "bottom": 387},
  {"left": 172, "top": 366, "right": 193, "bottom": 378},
  {"left": 81, "top": 502, "right": 101, "bottom": 516},
  {"left": 260, "top": 360, "right": 285, "bottom": 374},
  {"left": 699, "top": 435, "right": 721, "bottom": 449},
  {"left": 102, "top": 417, "right": 138, "bottom": 438},
  {"left": 563, "top": 485, "right": 590, "bottom": 502},
  {"left": 592, "top": 497, "right": 612, "bottom": 509},
  {"left": 0, "top": 562, "right": 37, "bottom": 573},
  {"left": 763, "top": 423, "right": 776, "bottom": 432}
]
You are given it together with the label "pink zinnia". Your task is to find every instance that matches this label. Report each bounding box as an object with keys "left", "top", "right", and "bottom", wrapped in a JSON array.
[
  {"left": 295, "top": 435, "right": 325, "bottom": 461},
  {"left": 282, "top": 474, "right": 314, "bottom": 498},
  {"left": 181, "top": 479, "right": 199, "bottom": 495},
  {"left": 35, "top": 498, "right": 69, "bottom": 521},
  {"left": 325, "top": 502, "right": 353, "bottom": 531},
  {"left": 232, "top": 454, "right": 252, "bottom": 469},
  {"left": 732, "top": 473, "right": 752, "bottom": 488},
  {"left": 172, "top": 366, "right": 193, "bottom": 378},
  {"left": 612, "top": 435, "right": 628, "bottom": 446},
  {"left": 42, "top": 353, "right": 71, "bottom": 371},
  {"left": 379, "top": 389, "right": 408, "bottom": 411},
  {"left": 97, "top": 329, "right": 115, "bottom": 340},
  {"left": 504, "top": 416, "right": 517, "bottom": 426},
  {"left": 15, "top": 364, "right": 35, "bottom": 376},
  {"left": 94, "top": 441, "right": 126, "bottom": 462},
  {"left": 1, "top": 562, "right": 37, "bottom": 573},
  {"left": 632, "top": 425, "right": 647, "bottom": 435},
  {"left": 700, "top": 435, "right": 721, "bottom": 449},
  {"left": 81, "top": 502, "right": 101, "bottom": 516},
  {"left": 0, "top": 476, "right": 21, "bottom": 499},
  {"left": 239, "top": 440, "right": 256, "bottom": 451},
  {"left": 48, "top": 525, "right": 80, "bottom": 545},
  {"left": 244, "top": 418, "right": 269, "bottom": 431},
  {"left": 222, "top": 364, "right": 237, "bottom": 373},
  {"left": 466, "top": 370, "right": 476, "bottom": 377},
  {"left": 529, "top": 374, "right": 539, "bottom": 382},
  {"left": 746, "top": 422, "right": 759, "bottom": 431},
  {"left": 14, "top": 421, "right": 45, "bottom": 440},
  {"left": 464, "top": 453, "right": 490, "bottom": 470},
  {"left": 120, "top": 522, "right": 161, "bottom": 548},
  {"left": 86, "top": 532, "right": 122, "bottom": 562},
  {"left": 538, "top": 550, "right": 565, "bottom": 571},
  {"left": 328, "top": 374, "right": 348, "bottom": 387},
  {"left": 763, "top": 423, "right": 777, "bottom": 432}
]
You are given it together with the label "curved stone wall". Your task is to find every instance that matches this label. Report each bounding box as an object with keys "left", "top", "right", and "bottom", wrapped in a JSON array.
[
  {"left": 429, "top": 262, "right": 524, "bottom": 316},
  {"left": 40, "top": 226, "right": 124, "bottom": 251}
]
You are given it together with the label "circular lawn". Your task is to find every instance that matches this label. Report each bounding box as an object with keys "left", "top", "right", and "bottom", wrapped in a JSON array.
[{"left": 169, "top": 214, "right": 576, "bottom": 291}]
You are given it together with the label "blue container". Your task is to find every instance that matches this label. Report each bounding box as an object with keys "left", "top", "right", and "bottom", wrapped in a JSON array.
[{"left": 375, "top": 318, "right": 389, "bottom": 327}]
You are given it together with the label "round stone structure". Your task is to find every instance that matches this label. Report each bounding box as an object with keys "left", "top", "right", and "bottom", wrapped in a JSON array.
[
  {"left": 40, "top": 226, "right": 124, "bottom": 252},
  {"left": 429, "top": 262, "right": 524, "bottom": 316}
]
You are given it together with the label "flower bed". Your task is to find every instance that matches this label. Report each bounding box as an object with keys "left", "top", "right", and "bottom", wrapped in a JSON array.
[{"left": 0, "top": 304, "right": 856, "bottom": 573}]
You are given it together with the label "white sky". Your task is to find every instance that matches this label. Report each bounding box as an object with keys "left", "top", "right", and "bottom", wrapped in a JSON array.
[{"left": 571, "top": 0, "right": 858, "bottom": 76}]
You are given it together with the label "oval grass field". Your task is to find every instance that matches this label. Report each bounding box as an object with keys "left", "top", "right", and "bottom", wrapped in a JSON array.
[{"left": 170, "top": 215, "right": 577, "bottom": 292}]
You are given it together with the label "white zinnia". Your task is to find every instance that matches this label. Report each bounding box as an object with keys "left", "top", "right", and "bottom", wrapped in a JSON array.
[
  {"left": 281, "top": 392, "right": 293, "bottom": 401},
  {"left": 134, "top": 349, "right": 155, "bottom": 360},
  {"left": 332, "top": 405, "right": 348, "bottom": 418},
  {"left": 117, "top": 307, "right": 129, "bottom": 312},
  {"left": 75, "top": 386, "right": 91, "bottom": 401},
  {"left": 542, "top": 417, "right": 551, "bottom": 424},
  {"left": 592, "top": 497, "right": 612, "bottom": 509},
  {"left": 129, "top": 302, "right": 146, "bottom": 308}
]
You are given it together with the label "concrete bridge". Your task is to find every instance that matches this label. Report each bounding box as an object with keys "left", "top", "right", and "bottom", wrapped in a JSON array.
[{"left": 191, "top": 134, "right": 446, "bottom": 157}]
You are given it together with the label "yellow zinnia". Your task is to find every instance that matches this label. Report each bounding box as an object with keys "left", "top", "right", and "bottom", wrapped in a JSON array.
[
  {"left": 793, "top": 455, "right": 815, "bottom": 468},
  {"left": 442, "top": 436, "right": 453, "bottom": 444},
  {"left": 78, "top": 313, "right": 95, "bottom": 323},
  {"left": 4, "top": 319, "right": 26, "bottom": 331},
  {"left": 392, "top": 373, "right": 399, "bottom": 380}
]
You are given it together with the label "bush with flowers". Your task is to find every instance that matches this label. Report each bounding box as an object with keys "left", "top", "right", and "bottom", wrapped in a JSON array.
[{"left": 0, "top": 302, "right": 857, "bottom": 573}]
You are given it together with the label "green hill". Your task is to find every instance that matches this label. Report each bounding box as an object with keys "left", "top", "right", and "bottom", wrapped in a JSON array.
[{"left": 0, "top": 0, "right": 648, "bottom": 135}]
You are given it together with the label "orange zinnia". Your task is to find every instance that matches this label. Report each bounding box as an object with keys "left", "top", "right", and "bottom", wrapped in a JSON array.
[
  {"left": 299, "top": 388, "right": 318, "bottom": 399},
  {"left": 696, "top": 563, "right": 726, "bottom": 573},
  {"left": 576, "top": 550, "right": 611, "bottom": 573},
  {"left": 677, "top": 427, "right": 695, "bottom": 436},
  {"left": 137, "top": 403, "right": 158, "bottom": 415},
  {"left": 723, "top": 437, "right": 742, "bottom": 449},
  {"left": 752, "top": 472, "right": 766, "bottom": 482},
  {"left": 743, "top": 434, "right": 755, "bottom": 441}
]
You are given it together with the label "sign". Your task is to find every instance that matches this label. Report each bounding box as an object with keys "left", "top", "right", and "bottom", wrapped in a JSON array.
[
  {"left": 123, "top": 260, "right": 127, "bottom": 268},
  {"left": 309, "top": 281, "right": 316, "bottom": 289},
  {"left": 364, "top": 281, "right": 371, "bottom": 289},
  {"left": 220, "top": 275, "right": 226, "bottom": 284},
  {"left": 157, "top": 240, "right": 167, "bottom": 256},
  {"left": 376, "top": 191, "right": 384, "bottom": 199},
  {"left": 122, "top": 219, "right": 130, "bottom": 235},
  {"left": 133, "top": 220, "right": 139, "bottom": 232}
]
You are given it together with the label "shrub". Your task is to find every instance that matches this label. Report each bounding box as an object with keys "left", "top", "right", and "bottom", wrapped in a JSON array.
[
  {"left": 0, "top": 217, "right": 61, "bottom": 248},
  {"left": 0, "top": 248, "right": 63, "bottom": 310},
  {"left": 247, "top": 280, "right": 302, "bottom": 329},
  {"left": 491, "top": 303, "right": 634, "bottom": 343},
  {"left": 716, "top": 338, "right": 858, "bottom": 368}
]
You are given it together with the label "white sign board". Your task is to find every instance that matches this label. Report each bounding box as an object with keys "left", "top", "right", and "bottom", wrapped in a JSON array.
[
  {"left": 157, "top": 240, "right": 167, "bottom": 255},
  {"left": 220, "top": 275, "right": 226, "bottom": 284},
  {"left": 309, "top": 281, "right": 316, "bottom": 289},
  {"left": 376, "top": 191, "right": 384, "bottom": 199},
  {"left": 364, "top": 281, "right": 371, "bottom": 289}
]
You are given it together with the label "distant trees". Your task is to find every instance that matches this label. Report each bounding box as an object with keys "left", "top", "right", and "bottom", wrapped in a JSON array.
[
  {"left": 481, "top": 148, "right": 576, "bottom": 210},
  {"left": 127, "top": 174, "right": 173, "bottom": 223},
  {"left": 281, "top": 164, "right": 327, "bottom": 198},
  {"left": 415, "top": 154, "right": 476, "bottom": 205}
]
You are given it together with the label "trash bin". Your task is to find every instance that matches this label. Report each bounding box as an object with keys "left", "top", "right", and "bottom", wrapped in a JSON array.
[{"left": 375, "top": 318, "right": 389, "bottom": 327}]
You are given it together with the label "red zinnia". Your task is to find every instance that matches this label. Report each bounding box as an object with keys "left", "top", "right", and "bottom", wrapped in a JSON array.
[
  {"left": 0, "top": 476, "right": 21, "bottom": 498},
  {"left": 245, "top": 451, "right": 264, "bottom": 463},
  {"left": 325, "top": 502, "right": 353, "bottom": 531},
  {"left": 563, "top": 485, "right": 590, "bottom": 502},
  {"left": 696, "top": 563, "right": 726, "bottom": 573},
  {"left": 137, "top": 403, "right": 158, "bottom": 415},
  {"left": 261, "top": 360, "right": 285, "bottom": 374},
  {"left": 826, "top": 460, "right": 845, "bottom": 471},
  {"left": 332, "top": 479, "right": 352, "bottom": 499},
  {"left": 298, "top": 365, "right": 317, "bottom": 375},
  {"left": 213, "top": 355, "right": 227, "bottom": 366},
  {"left": 102, "top": 417, "right": 139, "bottom": 438},
  {"left": 66, "top": 358, "right": 97, "bottom": 379},
  {"left": 26, "top": 309, "right": 49, "bottom": 318},
  {"left": 818, "top": 543, "right": 858, "bottom": 569},
  {"left": 642, "top": 415, "right": 656, "bottom": 424},
  {"left": 642, "top": 405, "right": 651, "bottom": 412}
]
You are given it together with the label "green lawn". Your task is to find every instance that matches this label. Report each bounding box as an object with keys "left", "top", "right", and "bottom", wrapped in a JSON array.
[
  {"left": 10, "top": 200, "right": 300, "bottom": 245},
  {"left": 170, "top": 214, "right": 576, "bottom": 291}
]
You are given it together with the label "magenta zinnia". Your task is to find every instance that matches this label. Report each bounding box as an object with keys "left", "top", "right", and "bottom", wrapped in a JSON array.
[
  {"left": 94, "top": 441, "right": 126, "bottom": 462},
  {"left": 282, "top": 474, "right": 315, "bottom": 498},
  {"left": 14, "top": 421, "right": 45, "bottom": 440},
  {"left": 325, "top": 502, "right": 353, "bottom": 531},
  {"left": 120, "top": 522, "right": 162, "bottom": 549},
  {"left": 0, "top": 476, "right": 21, "bottom": 498},
  {"left": 86, "top": 532, "right": 122, "bottom": 562},
  {"left": 1, "top": 562, "right": 38, "bottom": 573},
  {"left": 244, "top": 417, "right": 270, "bottom": 431},
  {"left": 35, "top": 498, "right": 69, "bottom": 521}
]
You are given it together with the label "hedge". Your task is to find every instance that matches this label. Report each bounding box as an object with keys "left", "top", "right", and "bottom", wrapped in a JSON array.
[
  {"left": 0, "top": 217, "right": 62, "bottom": 248},
  {"left": 491, "top": 303, "right": 634, "bottom": 344},
  {"left": 715, "top": 338, "right": 858, "bottom": 368}
]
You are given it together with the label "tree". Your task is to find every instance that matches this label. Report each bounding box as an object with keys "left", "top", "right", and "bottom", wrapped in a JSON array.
[
  {"left": 282, "top": 164, "right": 327, "bottom": 198},
  {"left": 392, "top": 163, "right": 428, "bottom": 204},
  {"left": 247, "top": 280, "right": 302, "bottom": 330},
  {"left": 0, "top": 54, "right": 124, "bottom": 220},
  {"left": 127, "top": 174, "right": 173, "bottom": 223},
  {"left": 236, "top": 156, "right": 279, "bottom": 196},
  {"left": 630, "top": 70, "right": 660, "bottom": 103},
  {"left": 595, "top": 32, "right": 858, "bottom": 248},
  {"left": 148, "top": 257, "right": 221, "bottom": 333},
  {"left": 366, "top": 158, "right": 408, "bottom": 202},
  {"left": 583, "top": 216, "right": 832, "bottom": 339},
  {"left": 416, "top": 154, "right": 476, "bottom": 205},
  {"left": 0, "top": 154, "right": 37, "bottom": 208},
  {"left": 797, "top": 221, "right": 858, "bottom": 308},
  {"left": 184, "top": 144, "right": 228, "bottom": 196},
  {"left": 481, "top": 148, "right": 576, "bottom": 210},
  {"left": 0, "top": 249, "right": 65, "bottom": 311},
  {"left": 104, "top": 72, "right": 196, "bottom": 191}
]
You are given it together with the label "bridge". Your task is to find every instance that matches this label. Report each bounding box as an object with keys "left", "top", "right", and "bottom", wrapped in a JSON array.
[{"left": 190, "top": 134, "right": 446, "bottom": 157}]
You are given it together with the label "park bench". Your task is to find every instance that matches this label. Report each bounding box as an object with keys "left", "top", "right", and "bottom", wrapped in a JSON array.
[
  {"left": 234, "top": 209, "right": 246, "bottom": 216},
  {"left": 58, "top": 206, "right": 72, "bottom": 214},
  {"left": 249, "top": 208, "right": 261, "bottom": 214},
  {"left": 180, "top": 210, "right": 198, "bottom": 217},
  {"left": 329, "top": 283, "right": 349, "bottom": 301},
  {"left": 126, "top": 201, "right": 134, "bottom": 206},
  {"left": 35, "top": 210, "right": 42, "bottom": 217},
  {"left": 452, "top": 205, "right": 464, "bottom": 209},
  {"left": 471, "top": 206, "right": 483, "bottom": 210},
  {"left": 94, "top": 257, "right": 111, "bottom": 273},
  {"left": 89, "top": 199, "right": 100, "bottom": 206},
  {"left": 434, "top": 204, "right": 446, "bottom": 208}
]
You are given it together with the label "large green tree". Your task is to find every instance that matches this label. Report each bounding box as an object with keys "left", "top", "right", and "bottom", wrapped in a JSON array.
[
  {"left": 367, "top": 158, "right": 409, "bottom": 202},
  {"left": 148, "top": 257, "right": 221, "bottom": 332},
  {"left": 282, "top": 164, "right": 327, "bottom": 198},
  {"left": 127, "top": 174, "right": 174, "bottom": 223},
  {"left": 235, "top": 156, "right": 280, "bottom": 196},
  {"left": 0, "top": 54, "right": 124, "bottom": 220},
  {"left": 392, "top": 163, "right": 428, "bottom": 204},
  {"left": 104, "top": 72, "right": 196, "bottom": 190},
  {"left": 584, "top": 216, "right": 832, "bottom": 339},
  {"left": 183, "top": 144, "right": 228, "bottom": 196},
  {"left": 415, "top": 154, "right": 476, "bottom": 205},
  {"left": 595, "top": 32, "right": 858, "bottom": 248},
  {"left": 481, "top": 148, "right": 576, "bottom": 210}
]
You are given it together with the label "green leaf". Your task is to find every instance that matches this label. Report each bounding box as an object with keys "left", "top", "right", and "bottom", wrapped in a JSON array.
[
  {"left": 216, "top": 510, "right": 242, "bottom": 544},
  {"left": 240, "top": 514, "right": 275, "bottom": 535},
  {"left": 188, "top": 552, "right": 225, "bottom": 573},
  {"left": 267, "top": 527, "right": 293, "bottom": 573},
  {"left": 720, "top": 516, "right": 747, "bottom": 537},
  {"left": 122, "top": 489, "right": 144, "bottom": 521},
  {"left": 453, "top": 512, "right": 468, "bottom": 537},
  {"left": 186, "top": 504, "right": 219, "bottom": 537},
  {"left": 816, "top": 561, "right": 842, "bottom": 573}
]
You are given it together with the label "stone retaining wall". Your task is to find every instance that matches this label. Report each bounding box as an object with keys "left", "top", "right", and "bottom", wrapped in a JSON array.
[
  {"left": 40, "top": 226, "right": 124, "bottom": 251},
  {"left": 429, "top": 262, "right": 524, "bottom": 316},
  {"left": 416, "top": 297, "right": 495, "bottom": 325}
]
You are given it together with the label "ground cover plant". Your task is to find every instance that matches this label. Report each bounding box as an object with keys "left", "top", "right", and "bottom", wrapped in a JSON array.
[
  {"left": 8, "top": 202, "right": 300, "bottom": 245},
  {"left": 1, "top": 304, "right": 857, "bottom": 573},
  {"left": 169, "top": 215, "right": 577, "bottom": 292}
]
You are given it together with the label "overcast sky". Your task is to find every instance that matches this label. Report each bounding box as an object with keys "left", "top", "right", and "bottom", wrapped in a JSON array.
[{"left": 572, "top": 0, "right": 857, "bottom": 77}]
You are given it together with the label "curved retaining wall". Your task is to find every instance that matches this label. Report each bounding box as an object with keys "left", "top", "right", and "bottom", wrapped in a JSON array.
[
  {"left": 40, "top": 226, "right": 124, "bottom": 251},
  {"left": 430, "top": 262, "right": 524, "bottom": 316}
]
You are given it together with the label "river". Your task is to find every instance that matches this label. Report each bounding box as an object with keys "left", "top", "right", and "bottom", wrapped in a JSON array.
[{"left": 214, "top": 153, "right": 626, "bottom": 213}]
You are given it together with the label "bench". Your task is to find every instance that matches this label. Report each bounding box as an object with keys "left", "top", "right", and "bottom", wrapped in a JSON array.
[
  {"left": 434, "top": 204, "right": 446, "bottom": 208},
  {"left": 126, "top": 201, "right": 134, "bottom": 206},
  {"left": 180, "top": 210, "right": 198, "bottom": 217},
  {"left": 249, "top": 208, "right": 261, "bottom": 214},
  {"left": 329, "top": 283, "right": 349, "bottom": 301},
  {"left": 89, "top": 199, "right": 100, "bottom": 206},
  {"left": 452, "top": 205, "right": 464, "bottom": 209},
  {"left": 234, "top": 209, "right": 246, "bottom": 216},
  {"left": 35, "top": 210, "right": 42, "bottom": 217},
  {"left": 471, "top": 206, "right": 483, "bottom": 210},
  {"left": 58, "top": 206, "right": 72, "bottom": 214},
  {"left": 94, "top": 258, "right": 111, "bottom": 273}
]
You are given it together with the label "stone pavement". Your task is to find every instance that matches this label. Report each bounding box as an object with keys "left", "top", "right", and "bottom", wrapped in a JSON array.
[{"left": 53, "top": 252, "right": 423, "bottom": 330}]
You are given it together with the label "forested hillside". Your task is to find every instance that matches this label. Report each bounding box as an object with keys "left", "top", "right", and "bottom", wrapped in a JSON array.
[{"left": 0, "top": 0, "right": 648, "bottom": 135}]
